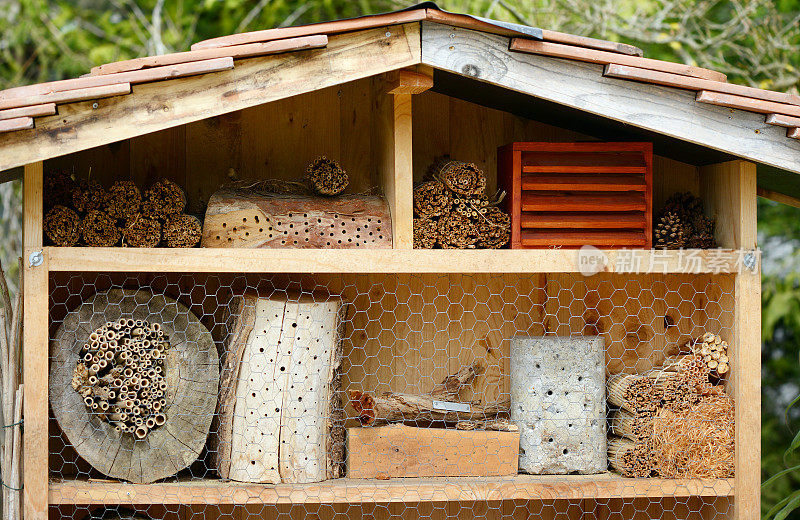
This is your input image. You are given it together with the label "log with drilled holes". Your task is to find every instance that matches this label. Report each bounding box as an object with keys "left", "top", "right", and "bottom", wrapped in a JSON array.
[
  {"left": 49, "top": 289, "right": 218, "bottom": 484},
  {"left": 202, "top": 188, "right": 392, "bottom": 248},
  {"left": 212, "top": 293, "right": 344, "bottom": 483}
]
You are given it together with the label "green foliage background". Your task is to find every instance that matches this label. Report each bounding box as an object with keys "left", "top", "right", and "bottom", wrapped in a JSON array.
[{"left": 1, "top": 0, "right": 800, "bottom": 517}]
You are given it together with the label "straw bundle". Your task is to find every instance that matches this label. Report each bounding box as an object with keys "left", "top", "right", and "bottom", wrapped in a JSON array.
[
  {"left": 305, "top": 156, "right": 349, "bottom": 196},
  {"left": 141, "top": 178, "right": 187, "bottom": 218},
  {"left": 44, "top": 205, "right": 81, "bottom": 246},
  {"left": 413, "top": 180, "right": 452, "bottom": 218},
  {"left": 72, "top": 179, "right": 108, "bottom": 213},
  {"left": 44, "top": 170, "right": 76, "bottom": 209},
  {"left": 433, "top": 160, "right": 487, "bottom": 196},
  {"left": 121, "top": 215, "right": 162, "bottom": 248},
  {"left": 476, "top": 206, "right": 511, "bottom": 249},
  {"left": 651, "top": 393, "right": 734, "bottom": 478},
  {"left": 163, "top": 214, "right": 202, "bottom": 248},
  {"left": 607, "top": 435, "right": 652, "bottom": 477},
  {"left": 609, "top": 409, "right": 653, "bottom": 440},
  {"left": 105, "top": 180, "right": 142, "bottom": 220},
  {"left": 437, "top": 212, "right": 479, "bottom": 249},
  {"left": 607, "top": 373, "right": 657, "bottom": 416},
  {"left": 80, "top": 210, "right": 121, "bottom": 247}
]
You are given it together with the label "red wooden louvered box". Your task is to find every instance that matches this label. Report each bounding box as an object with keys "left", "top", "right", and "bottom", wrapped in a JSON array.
[{"left": 497, "top": 142, "right": 653, "bottom": 249}]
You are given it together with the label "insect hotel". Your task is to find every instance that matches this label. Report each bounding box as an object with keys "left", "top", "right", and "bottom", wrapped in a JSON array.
[{"left": 1, "top": 3, "right": 794, "bottom": 520}]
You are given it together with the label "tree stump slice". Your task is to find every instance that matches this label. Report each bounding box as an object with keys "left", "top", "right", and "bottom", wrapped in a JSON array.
[
  {"left": 212, "top": 293, "right": 344, "bottom": 483},
  {"left": 49, "top": 288, "right": 219, "bottom": 484}
]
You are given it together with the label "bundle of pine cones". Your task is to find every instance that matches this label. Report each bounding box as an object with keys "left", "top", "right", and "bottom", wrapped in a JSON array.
[
  {"left": 653, "top": 192, "right": 716, "bottom": 249},
  {"left": 413, "top": 159, "right": 511, "bottom": 249}
]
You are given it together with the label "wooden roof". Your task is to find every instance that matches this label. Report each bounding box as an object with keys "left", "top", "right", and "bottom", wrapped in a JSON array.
[{"left": 0, "top": 3, "right": 798, "bottom": 199}]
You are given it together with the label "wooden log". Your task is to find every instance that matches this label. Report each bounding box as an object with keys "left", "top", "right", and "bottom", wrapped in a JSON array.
[
  {"left": 213, "top": 293, "right": 343, "bottom": 484},
  {"left": 49, "top": 289, "right": 218, "bottom": 483},
  {"left": 347, "top": 424, "right": 519, "bottom": 478},
  {"left": 202, "top": 188, "right": 392, "bottom": 249}
]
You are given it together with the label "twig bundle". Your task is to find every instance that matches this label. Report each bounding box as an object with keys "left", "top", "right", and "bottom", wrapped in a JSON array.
[
  {"left": 607, "top": 435, "right": 652, "bottom": 477},
  {"left": 413, "top": 218, "right": 438, "bottom": 249},
  {"left": 606, "top": 373, "right": 657, "bottom": 416},
  {"left": 142, "top": 178, "right": 187, "bottom": 218},
  {"left": 609, "top": 409, "right": 653, "bottom": 440},
  {"left": 651, "top": 393, "right": 734, "bottom": 478},
  {"left": 413, "top": 180, "right": 452, "bottom": 218},
  {"left": 105, "top": 180, "right": 142, "bottom": 220},
  {"left": 44, "top": 170, "right": 76, "bottom": 209},
  {"left": 80, "top": 210, "right": 121, "bottom": 247},
  {"left": 72, "top": 179, "right": 108, "bottom": 213},
  {"left": 71, "top": 318, "right": 170, "bottom": 439},
  {"left": 121, "top": 215, "right": 162, "bottom": 248},
  {"left": 163, "top": 214, "right": 202, "bottom": 248},
  {"left": 434, "top": 160, "right": 487, "bottom": 196},
  {"left": 305, "top": 157, "right": 349, "bottom": 196},
  {"left": 0, "top": 260, "right": 23, "bottom": 520},
  {"left": 44, "top": 205, "right": 81, "bottom": 246}
]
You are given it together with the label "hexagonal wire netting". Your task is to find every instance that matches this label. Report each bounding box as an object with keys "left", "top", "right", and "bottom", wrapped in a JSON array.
[{"left": 48, "top": 271, "right": 735, "bottom": 519}]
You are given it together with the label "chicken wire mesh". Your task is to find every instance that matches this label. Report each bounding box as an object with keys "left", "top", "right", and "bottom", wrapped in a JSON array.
[{"left": 48, "top": 271, "right": 735, "bottom": 520}]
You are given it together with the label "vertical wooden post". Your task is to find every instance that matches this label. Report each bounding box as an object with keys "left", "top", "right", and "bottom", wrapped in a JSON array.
[
  {"left": 23, "top": 161, "right": 48, "bottom": 520},
  {"left": 701, "top": 160, "right": 759, "bottom": 520},
  {"left": 391, "top": 93, "right": 414, "bottom": 249}
]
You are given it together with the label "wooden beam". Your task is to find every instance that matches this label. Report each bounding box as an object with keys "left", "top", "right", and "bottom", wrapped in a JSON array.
[
  {"left": 511, "top": 40, "right": 725, "bottom": 81},
  {"left": 91, "top": 35, "right": 327, "bottom": 75},
  {"left": 604, "top": 64, "right": 798, "bottom": 105},
  {"left": 420, "top": 22, "right": 800, "bottom": 176},
  {"left": 0, "top": 117, "right": 33, "bottom": 133},
  {"left": 0, "top": 58, "right": 233, "bottom": 107},
  {"left": 0, "top": 103, "right": 55, "bottom": 121},
  {"left": 0, "top": 166, "right": 22, "bottom": 184},
  {"left": 696, "top": 90, "right": 800, "bottom": 118},
  {"left": 386, "top": 68, "right": 434, "bottom": 94},
  {"left": 765, "top": 113, "right": 800, "bottom": 127},
  {"left": 758, "top": 187, "right": 800, "bottom": 209},
  {"left": 0, "top": 24, "right": 421, "bottom": 171},
  {"left": 23, "top": 162, "right": 48, "bottom": 520},
  {"left": 0, "top": 83, "right": 130, "bottom": 113},
  {"left": 788, "top": 127, "right": 800, "bottom": 140}
]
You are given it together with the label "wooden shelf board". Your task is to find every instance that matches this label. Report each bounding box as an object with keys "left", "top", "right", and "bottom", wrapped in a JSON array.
[
  {"left": 44, "top": 247, "right": 746, "bottom": 274},
  {"left": 50, "top": 475, "right": 734, "bottom": 505}
]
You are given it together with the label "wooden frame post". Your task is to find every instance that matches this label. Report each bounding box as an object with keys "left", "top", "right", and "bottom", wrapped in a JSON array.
[
  {"left": 701, "top": 160, "right": 759, "bottom": 520},
  {"left": 23, "top": 161, "right": 48, "bottom": 520}
]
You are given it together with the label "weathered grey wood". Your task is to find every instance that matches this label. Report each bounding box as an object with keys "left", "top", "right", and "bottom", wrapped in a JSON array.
[
  {"left": 0, "top": 24, "right": 420, "bottom": 172},
  {"left": 421, "top": 21, "right": 800, "bottom": 176},
  {"left": 49, "top": 288, "right": 219, "bottom": 484}
]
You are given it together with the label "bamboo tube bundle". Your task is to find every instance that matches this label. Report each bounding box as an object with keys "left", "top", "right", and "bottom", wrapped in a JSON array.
[
  {"left": 433, "top": 160, "right": 487, "bottom": 197},
  {"left": 141, "top": 178, "right": 187, "bottom": 218},
  {"left": 70, "top": 318, "right": 171, "bottom": 439},
  {"left": 607, "top": 435, "right": 653, "bottom": 477},
  {"left": 684, "top": 332, "right": 730, "bottom": 377},
  {"left": 476, "top": 206, "right": 511, "bottom": 249},
  {"left": 661, "top": 354, "right": 711, "bottom": 388},
  {"left": 607, "top": 373, "right": 657, "bottom": 416},
  {"left": 644, "top": 369, "right": 699, "bottom": 412},
  {"left": 437, "top": 212, "right": 479, "bottom": 249},
  {"left": 80, "top": 210, "right": 121, "bottom": 246},
  {"left": 72, "top": 179, "right": 108, "bottom": 213},
  {"left": 609, "top": 409, "right": 653, "bottom": 440},
  {"left": 651, "top": 393, "right": 734, "bottom": 478},
  {"left": 305, "top": 156, "right": 349, "bottom": 196},
  {"left": 44, "top": 205, "right": 81, "bottom": 246},
  {"left": 121, "top": 215, "right": 162, "bottom": 248},
  {"left": 44, "top": 170, "right": 77, "bottom": 208},
  {"left": 105, "top": 180, "right": 142, "bottom": 220},
  {"left": 452, "top": 195, "right": 489, "bottom": 218},
  {"left": 413, "top": 180, "right": 452, "bottom": 218},
  {"left": 413, "top": 217, "right": 438, "bottom": 249},
  {"left": 162, "top": 214, "right": 202, "bottom": 248}
]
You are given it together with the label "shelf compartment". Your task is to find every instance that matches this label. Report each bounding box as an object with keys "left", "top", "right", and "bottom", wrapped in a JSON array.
[{"left": 49, "top": 475, "right": 735, "bottom": 505}]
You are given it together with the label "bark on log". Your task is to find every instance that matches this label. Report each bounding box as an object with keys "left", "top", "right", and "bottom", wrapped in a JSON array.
[
  {"left": 213, "top": 293, "right": 344, "bottom": 483},
  {"left": 49, "top": 289, "right": 218, "bottom": 484}
]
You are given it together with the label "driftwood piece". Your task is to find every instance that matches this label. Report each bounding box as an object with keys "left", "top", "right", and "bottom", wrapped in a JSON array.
[
  {"left": 49, "top": 289, "right": 219, "bottom": 483},
  {"left": 349, "top": 390, "right": 509, "bottom": 426},
  {"left": 202, "top": 188, "right": 392, "bottom": 248},
  {"left": 213, "top": 293, "right": 344, "bottom": 483}
]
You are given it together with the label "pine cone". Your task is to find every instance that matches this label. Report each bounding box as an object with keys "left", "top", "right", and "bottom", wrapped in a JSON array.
[{"left": 654, "top": 211, "right": 686, "bottom": 249}]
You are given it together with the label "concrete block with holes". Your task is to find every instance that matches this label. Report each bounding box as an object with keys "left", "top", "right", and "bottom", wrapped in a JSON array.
[{"left": 510, "top": 335, "right": 606, "bottom": 474}]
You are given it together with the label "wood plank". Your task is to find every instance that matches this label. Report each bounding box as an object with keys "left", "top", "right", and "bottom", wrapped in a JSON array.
[
  {"left": 386, "top": 69, "right": 434, "bottom": 95},
  {"left": 23, "top": 162, "right": 48, "bottom": 520},
  {"left": 0, "top": 83, "right": 130, "bottom": 113},
  {"left": 696, "top": 90, "right": 800, "bottom": 118},
  {"left": 511, "top": 39, "right": 724, "bottom": 81},
  {"left": 347, "top": 425, "right": 519, "bottom": 478},
  {"left": 765, "top": 113, "right": 800, "bottom": 128},
  {"left": 700, "top": 160, "right": 757, "bottom": 249},
  {"left": 49, "top": 475, "right": 735, "bottom": 505},
  {"left": 521, "top": 229, "right": 647, "bottom": 247},
  {"left": 538, "top": 29, "right": 642, "bottom": 57},
  {"left": 521, "top": 212, "right": 645, "bottom": 228},
  {"left": 522, "top": 165, "right": 647, "bottom": 174},
  {"left": 192, "top": 10, "right": 427, "bottom": 50},
  {"left": 0, "top": 117, "right": 33, "bottom": 133},
  {"left": 44, "top": 247, "right": 745, "bottom": 274},
  {"left": 91, "top": 35, "right": 327, "bottom": 75},
  {"left": 420, "top": 22, "right": 800, "bottom": 176},
  {"left": 522, "top": 192, "right": 646, "bottom": 212},
  {"left": 0, "top": 58, "right": 233, "bottom": 106},
  {"left": 788, "top": 127, "right": 800, "bottom": 140},
  {"left": 0, "top": 25, "right": 420, "bottom": 172},
  {"left": 757, "top": 187, "right": 800, "bottom": 209},
  {"left": 522, "top": 174, "right": 646, "bottom": 191},
  {"left": 0, "top": 103, "right": 55, "bottom": 121},
  {"left": 604, "top": 64, "right": 800, "bottom": 105}
]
